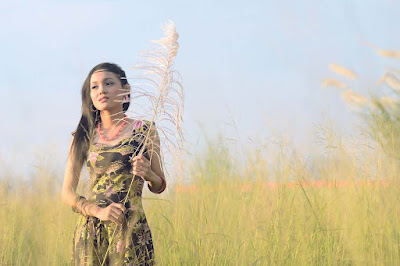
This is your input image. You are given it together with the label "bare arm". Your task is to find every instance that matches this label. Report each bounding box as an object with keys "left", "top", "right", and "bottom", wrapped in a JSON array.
[
  {"left": 61, "top": 136, "right": 100, "bottom": 216},
  {"left": 62, "top": 136, "right": 128, "bottom": 225}
]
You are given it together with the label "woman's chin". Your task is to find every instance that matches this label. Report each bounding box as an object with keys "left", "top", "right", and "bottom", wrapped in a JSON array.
[{"left": 97, "top": 106, "right": 122, "bottom": 114}]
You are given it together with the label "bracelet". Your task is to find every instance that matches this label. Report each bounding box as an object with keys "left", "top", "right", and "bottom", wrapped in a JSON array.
[
  {"left": 80, "top": 200, "right": 90, "bottom": 216},
  {"left": 72, "top": 195, "right": 87, "bottom": 215},
  {"left": 72, "top": 195, "right": 84, "bottom": 213},
  {"left": 78, "top": 199, "right": 90, "bottom": 217}
]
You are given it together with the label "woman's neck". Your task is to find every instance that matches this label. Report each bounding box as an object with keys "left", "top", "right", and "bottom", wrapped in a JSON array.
[{"left": 100, "top": 110, "right": 125, "bottom": 130}]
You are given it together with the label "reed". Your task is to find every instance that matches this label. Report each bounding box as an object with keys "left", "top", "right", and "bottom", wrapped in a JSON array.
[
  {"left": 1, "top": 121, "right": 400, "bottom": 264},
  {"left": 323, "top": 47, "right": 400, "bottom": 161},
  {"left": 99, "top": 20, "right": 184, "bottom": 265}
]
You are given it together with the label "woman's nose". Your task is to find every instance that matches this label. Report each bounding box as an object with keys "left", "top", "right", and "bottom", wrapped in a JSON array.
[{"left": 98, "top": 85, "right": 107, "bottom": 94}]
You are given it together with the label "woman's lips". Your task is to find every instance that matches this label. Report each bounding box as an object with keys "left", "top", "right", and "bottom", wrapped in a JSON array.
[{"left": 99, "top": 97, "right": 108, "bottom": 103}]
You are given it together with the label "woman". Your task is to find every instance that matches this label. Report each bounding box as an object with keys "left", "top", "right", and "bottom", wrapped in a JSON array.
[{"left": 62, "top": 62, "right": 166, "bottom": 265}]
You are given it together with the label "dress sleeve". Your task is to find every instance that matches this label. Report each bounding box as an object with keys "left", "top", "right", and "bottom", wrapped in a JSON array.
[
  {"left": 142, "top": 120, "right": 155, "bottom": 132},
  {"left": 142, "top": 120, "right": 165, "bottom": 194},
  {"left": 142, "top": 120, "right": 156, "bottom": 160},
  {"left": 148, "top": 175, "right": 166, "bottom": 194}
]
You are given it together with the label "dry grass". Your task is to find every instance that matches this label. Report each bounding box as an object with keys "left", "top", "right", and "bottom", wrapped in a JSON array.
[
  {"left": 329, "top": 63, "right": 358, "bottom": 80},
  {"left": 322, "top": 78, "right": 348, "bottom": 89},
  {"left": 1, "top": 124, "right": 400, "bottom": 265},
  {"left": 3, "top": 45, "right": 400, "bottom": 265}
]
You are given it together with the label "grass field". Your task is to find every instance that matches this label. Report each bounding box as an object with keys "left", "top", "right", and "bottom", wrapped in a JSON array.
[{"left": 1, "top": 129, "right": 400, "bottom": 265}]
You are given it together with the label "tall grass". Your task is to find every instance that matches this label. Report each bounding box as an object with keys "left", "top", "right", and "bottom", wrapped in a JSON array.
[{"left": 1, "top": 125, "right": 399, "bottom": 265}]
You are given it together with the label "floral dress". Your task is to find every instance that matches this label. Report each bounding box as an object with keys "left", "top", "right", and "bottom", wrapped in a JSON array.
[{"left": 71, "top": 120, "right": 161, "bottom": 266}]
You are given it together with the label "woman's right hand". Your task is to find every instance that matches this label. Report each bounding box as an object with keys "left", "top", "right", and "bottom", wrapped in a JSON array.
[{"left": 95, "top": 202, "right": 127, "bottom": 226}]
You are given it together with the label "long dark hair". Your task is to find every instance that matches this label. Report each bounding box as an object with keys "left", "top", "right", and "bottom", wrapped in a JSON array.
[{"left": 70, "top": 62, "right": 130, "bottom": 168}]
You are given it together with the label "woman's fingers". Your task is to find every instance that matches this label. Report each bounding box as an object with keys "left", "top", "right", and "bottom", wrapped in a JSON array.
[
  {"left": 132, "top": 163, "right": 147, "bottom": 173},
  {"left": 131, "top": 156, "right": 151, "bottom": 180},
  {"left": 132, "top": 164, "right": 144, "bottom": 169},
  {"left": 132, "top": 162, "right": 149, "bottom": 171},
  {"left": 111, "top": 204, "right": 126, "bottom": 216},
  {"left": 108, "top": 203, "right": 126, "bottom": 225},
  {"left": 131, "top": 156, "right": 150, "bottom": 177},
  {"left": 132, "top": 160, "right": 147, "bottom": 168},
  {"left": 132, "top": 170, "right": 146, "bottom": 177},
  {"left": 113, "top": 203, "right": 127, "bottom": 214},
  {"left": 131, "top": 155, "right": 149, "bottom": 165},
  {"left": 107, "top": 210, "right": 120, "bottom": 224},
  {"left": 109, "top": 210, "right": 124, "bottom": 225},
  {"left": 132, "top": 155, "right": 145, "bottom": 161},
  {"left": 132, "top": 169, "right": 144, "bottom": 174},
  {"left": 110, "top": 208, "right": 121, "bottom": 217}
]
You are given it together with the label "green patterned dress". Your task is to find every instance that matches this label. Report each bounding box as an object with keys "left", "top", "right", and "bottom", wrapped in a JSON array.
[{"left": 71, "top": 120, "right": 160, "bottom": 265}]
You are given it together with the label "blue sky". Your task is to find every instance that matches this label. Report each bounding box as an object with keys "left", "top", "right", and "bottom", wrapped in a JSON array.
[{"left": 1, "top": 0, "right": 400, "bottom": 177}]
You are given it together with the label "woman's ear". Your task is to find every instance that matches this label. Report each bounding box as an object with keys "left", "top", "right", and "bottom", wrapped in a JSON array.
[{"left": 122, "top": 84, "right": 131, "bottom": 103}]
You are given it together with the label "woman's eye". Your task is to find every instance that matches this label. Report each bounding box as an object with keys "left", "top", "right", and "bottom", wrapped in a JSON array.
[
  {"left": 91, "top": 85, "right": 98, "bottom": 89},
  {"left": 106, "top": 82, "right": 114, "bottom": 86}
]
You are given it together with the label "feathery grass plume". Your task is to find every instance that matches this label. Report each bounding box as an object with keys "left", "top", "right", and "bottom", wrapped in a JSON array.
[
  {"left": 329, "top": 63, "right": 358, "bottom": 80},
  {"left": 364, "top": 96, "right": 400, "bottom": 160},
  {"left": 378, "top": 73, "right": 400, "bottom": 92},
  {"left": 386, "top": 67, "right": 400, "bottom": 76},
  {"left": 376, "top": 49, "right": 400, "bottom": 59},
  {"left": 326, "top": 48, "right": 400, "bottom": 162},
  {"left": 101, "top": 20, "right": 183, "bottom": 266},
  {"left": 379, "top": 96, "right": 399, "bottom": 109},
  {"left": 321, "top": 78, "right": 348, "bottom": 89},
  {"left": 130, "top": 19, "right": 184, "bottom": 157},
  {"left": 340, "top": 89, "right": 370, "bottom": 109},
  {"left": 313, "top": 119, "right": 342, "bottom": 153}
]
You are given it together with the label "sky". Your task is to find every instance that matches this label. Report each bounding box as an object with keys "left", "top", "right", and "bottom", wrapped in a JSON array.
[{"left": 1, "top": 0, "right": 400, "bottom": 179}]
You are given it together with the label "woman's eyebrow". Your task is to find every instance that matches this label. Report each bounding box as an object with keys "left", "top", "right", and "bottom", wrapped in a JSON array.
[{"left": 91, "top": 77, "right": 114, "bottom": 85}]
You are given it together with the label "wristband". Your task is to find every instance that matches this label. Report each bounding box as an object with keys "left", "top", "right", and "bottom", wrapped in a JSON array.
[
  {"left": 72, "top": 195, "right": 87, "bottom": 214},
  {"left": 80, "top": 200, "right": 90, "bottom": 216}
]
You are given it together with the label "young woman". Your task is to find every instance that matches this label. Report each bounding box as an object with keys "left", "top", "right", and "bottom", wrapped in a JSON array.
[{"left": 62, "top": 62, "right": 166, "bottom": 265}]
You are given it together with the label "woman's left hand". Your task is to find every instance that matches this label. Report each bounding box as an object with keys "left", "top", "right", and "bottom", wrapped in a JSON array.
[{"left": 131, "top": 154, "right": 153, "bottom": 181}]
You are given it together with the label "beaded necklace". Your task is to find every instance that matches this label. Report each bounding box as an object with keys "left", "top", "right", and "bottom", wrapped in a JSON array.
[{"left": 97, "top": 115, "right": 127, "bottom": 141}]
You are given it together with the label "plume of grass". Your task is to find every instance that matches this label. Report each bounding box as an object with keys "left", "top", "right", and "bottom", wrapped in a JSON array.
[
  {"left": 321, "top": 78, "right": 348, "bottom": 89},
  {"left": 325, "top": 48, "right": 400, "bottom": 162},
  {"left": 340, "top": 89, "right": 370, "bottom": 109},
  {"left": 376, "top": 49, "right": 400, "bottom": 59},
  {"left": 329, "top": 63, "right": 358, "bottom": 80},
  {"left": 378, "top": 73, "right": 400, "bottom": 92},
  {"left": 100, "top": 20, "right": 184, "bottom": 265},
  {"left": 363, "top": 96, "right": 400, "bottom": 160},
  {"left": 3, "top": 126, "right": 400, "bottom": 264},
  {"left": 379, "top": 96, "right": 398, "bottom": 109},
  {"left": 130, "top": 19, "right": 184, "bottom": 157}
]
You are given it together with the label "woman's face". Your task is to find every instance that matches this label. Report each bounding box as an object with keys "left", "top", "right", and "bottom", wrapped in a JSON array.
[{"left": 90, "top": 70, "right": 125, "bottom": 113}]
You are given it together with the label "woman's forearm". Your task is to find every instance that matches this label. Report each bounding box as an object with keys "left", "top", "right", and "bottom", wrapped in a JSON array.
[
  {"left": 62, "top": 189, "right": 100, "bottom": 217},
  {"left": 82, "top": 202, "right": 101, "bottom": 217}
]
